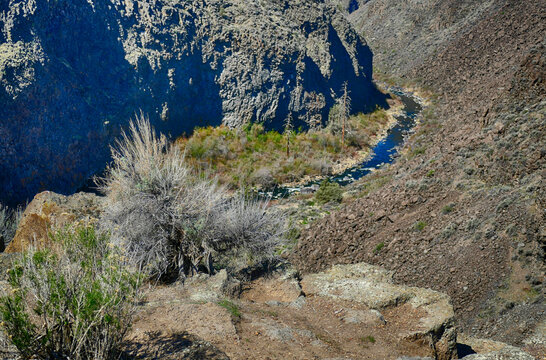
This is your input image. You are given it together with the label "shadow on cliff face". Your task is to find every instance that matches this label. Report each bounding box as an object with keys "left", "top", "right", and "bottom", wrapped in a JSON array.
[
  {"left": 0, "top": 0, "right": 382, "bottom": 206},
  {"left": 267, "top": 25, "right": 388, "bottom": 132},
  {"left": 0, "top": 0, "right": 222, "bottom": 206},
  {"left": 326, "top": 24, "right": 387, "bottom": 114}
]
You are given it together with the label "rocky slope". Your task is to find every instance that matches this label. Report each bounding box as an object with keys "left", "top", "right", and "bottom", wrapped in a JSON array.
[
  {"left": 0, "top": 0, "right": 383, "bottom": 205},
  {"left": 124, "top": 263, "right": 458, "bottom": 359},
  {"left": 1, "top": 190, "right": 539, "bottom": 358},
  {"left": 293, "top": 0, "right": 545, "bottom": 356},
  {"left": 341, "top": 0, "right": 503, "bottom": 77}
]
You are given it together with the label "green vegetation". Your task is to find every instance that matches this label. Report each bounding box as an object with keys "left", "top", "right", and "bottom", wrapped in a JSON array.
[
  {"left": 374, "top": 242, "right": 385, "bottom": 254},
  {"left": 0, "top": 226, "right": 141, "bottom": 360},
  {"left": 217, "top": 299, "right": 241, "bottom": 318},
  {"left": 426, "top": 169, "right": 435, "bottom": 177},
  {"left": 315, "top": 180, "right": 343, "bottom": 205},
  {"left": 357, "top": 174, "right": 393, "bottom": 198},
  {"left": 409, "top": 146, "right": 426, "bottom": 157},
  {"left": 177, "top": 107, "right": 390, "bottom": 189},
  {"left": 442, "top": 203, "right": 455, "bottom": 214},
  {"left": 414, "top": 221, "right": 427, "bottom": 231},
  {"left": 360, "top": 335, "right": 376, "bottom": 344},
  {"left": 441, "top": 223, "right": 458, "bottom": 239}
]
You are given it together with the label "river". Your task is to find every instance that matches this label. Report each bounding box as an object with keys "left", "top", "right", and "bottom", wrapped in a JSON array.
[{"left": 260, "top": 89, "right": 424, "bottom": 199}]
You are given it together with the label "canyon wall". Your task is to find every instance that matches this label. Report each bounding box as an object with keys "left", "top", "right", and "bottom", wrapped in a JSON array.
[{"left": 0, "top": 0, "right": 383, "bottom": 205}]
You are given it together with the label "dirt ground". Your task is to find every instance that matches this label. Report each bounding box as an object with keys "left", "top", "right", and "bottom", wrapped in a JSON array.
[{"left": 125, "top": 273, "right": 448, "bottom": 360}]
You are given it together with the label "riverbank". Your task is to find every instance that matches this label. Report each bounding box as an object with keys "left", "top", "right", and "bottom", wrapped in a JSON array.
[
  {"left": 277, "top": 93, "right": 406, "bottom": 190},
  {"left": 264, "top": 89, "right": 425, "bottom": 199},
  {"left": 176, "top": 98, "right": 401, "bottom": 191}
]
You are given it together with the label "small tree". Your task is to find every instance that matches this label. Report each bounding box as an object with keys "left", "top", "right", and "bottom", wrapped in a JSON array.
[
  {"left": 284, "top": 112, "right": 294, "bottom": 157},
  {"left": 340, "top": 81, "right": 351, "bottom": 148}
]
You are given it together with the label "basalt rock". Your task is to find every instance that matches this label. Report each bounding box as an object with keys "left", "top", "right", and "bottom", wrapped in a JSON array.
[
  {"left": 5, "top": 191, "right": 102, "bottom": 253},
  {"left": 0, "top": 0, "right": 383, "bottom": 205},
  {"left": 301, "top": 263, "right": 458, "bottom": 360}
]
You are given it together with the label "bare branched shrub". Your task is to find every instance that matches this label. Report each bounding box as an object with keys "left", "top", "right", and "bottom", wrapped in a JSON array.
[
  {"left": 0, "top": 204, "right": 23, "bottom": 249},
  {"left": 252, "top": 167, "right": 276, "bottom": 188},
  {"left": 99, "top": 114, "right": 285, "bottom": 279},
  {"left": 211, "top": 196, "right": 285, "bottom": 270},
  {"left": 0, "top": 226, "right": 141, "bottom": 360}
]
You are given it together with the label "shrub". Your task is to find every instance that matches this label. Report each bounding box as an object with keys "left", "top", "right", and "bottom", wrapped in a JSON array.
[
  {"left": 414, "top": 221, "right": 427, "bottom": 231},
  {"left": 0, "top": 226, "right": 141, "bottom": 360},
  {"left": 213, "top": 195, "right": 285, "bottom": 270},
  {"left": 99, "top": 115, "right": 285, "bottom": 280},
  {"left": 315, "top": 180, "right": 343, "bottom": 205},
  {"left": 374, "top": 242, "right": 385, "bottom": 254},
  {"left": 442, "top": 203, "right": 455, "bottom": 214},
  {"left": 0, "top": 204, "right": 23, "bottom": 250},
  {"left": 252, "top": 167, "right": 276, "bottom": 188}
]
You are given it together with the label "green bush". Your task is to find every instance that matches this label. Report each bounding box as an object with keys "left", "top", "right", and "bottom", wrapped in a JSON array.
[
  {"left": 0, "top": 226, "right": 141, "bottom": 360},
  {"left": 374, "top": 242, "right": 385, "bottom": 254},
  {"left": 442, "top": 203, "right": 455, "bottom": 214},
  {"left": 414, "top": 221, "right": 427, "bottom": 231},
  {"left": 315, "top": 180, "right": 343, "bottom": 204}
]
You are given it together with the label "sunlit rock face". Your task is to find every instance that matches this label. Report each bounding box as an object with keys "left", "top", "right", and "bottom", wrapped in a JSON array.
[{"left": 0, "top": 0, "right": 382, "bottom": 205}]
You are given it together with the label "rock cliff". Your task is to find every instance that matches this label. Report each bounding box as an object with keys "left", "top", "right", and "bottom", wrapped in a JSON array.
[{"left": 0, "top": 0, "right": 382, "bottom": 205}]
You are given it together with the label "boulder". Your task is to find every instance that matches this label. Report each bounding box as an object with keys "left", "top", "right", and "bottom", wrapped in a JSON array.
[
  {"left": 457, "top": 333, "right": 537, "bottom": 360},
  {"left": 186, "top": 269, "right": 242, "bottom": 303},
  {"left": 5, "top": 191, "right": 102, "bottom": 253},
  {"left": 301, "top": 263, "right": 458, "bottom": 360},
  {"left": 462, "top": 346, "right": 534, "bottom": 360}
]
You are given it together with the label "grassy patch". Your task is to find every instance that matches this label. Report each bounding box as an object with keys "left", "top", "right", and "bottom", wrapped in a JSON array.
[
  {"left": 414, "top": 221, "right": 427, "bottom": 231},
  {"left": 360, "top": 335, "right": 376, "bottom": 344},
  {"left": 176, "top": 107, "right": 390, "bottom": 189},
  {"left": 442, "top": 203, "right": 455, "bottom": 214},
  {"left": 217, "top": 299, "right": 241, "bottom": 318},
  {"left": 409, "top": 146, "right": 426, "bottom": 157},
  {"left": 360, "top": 335, "right": 376, "bottom": 348},
  {"left": 374, "top": 242, "right": 385, "bottom": 254},
  {"left": 357, "top": 174, "right": 393, "bottom": 198}
]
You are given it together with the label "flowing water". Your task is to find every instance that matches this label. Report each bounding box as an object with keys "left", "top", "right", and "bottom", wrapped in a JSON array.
[{"left": 260, "top": 89, "right": 423, "bottom": 199}]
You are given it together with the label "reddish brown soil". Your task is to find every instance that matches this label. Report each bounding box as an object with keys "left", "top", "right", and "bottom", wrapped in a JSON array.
[
  {"left": 291, "top": 0, "right": 545, "bottom": 350},
  {"left": 125, "top": 276, "right": 444, "bottom": 360}
]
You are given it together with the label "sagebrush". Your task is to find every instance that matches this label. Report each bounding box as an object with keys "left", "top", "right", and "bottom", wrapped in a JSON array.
[
  {"left": 315, "top": 180, "right": 343, "bottom": 204},
  {"left": 0, "top": 226, "right": 141, "bottom": 360},
  {"left": 99, "top": 115, "right": 285, "bottom": 279}
]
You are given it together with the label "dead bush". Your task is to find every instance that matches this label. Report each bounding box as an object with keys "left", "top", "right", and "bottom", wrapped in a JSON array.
[{"left": 99, "top": 115, "right": 285, "bottom": 280}]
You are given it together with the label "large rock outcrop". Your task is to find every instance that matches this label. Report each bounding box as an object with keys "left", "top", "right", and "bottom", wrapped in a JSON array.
[
  {"left": 125, "top": 263, "right": 458, "bottom": 359},
  {"left": 0, "top": 0, "right": 383, "bottom": 205},
  {"left": 5, "top": 191, "right": 102, "bottom": 253}
]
